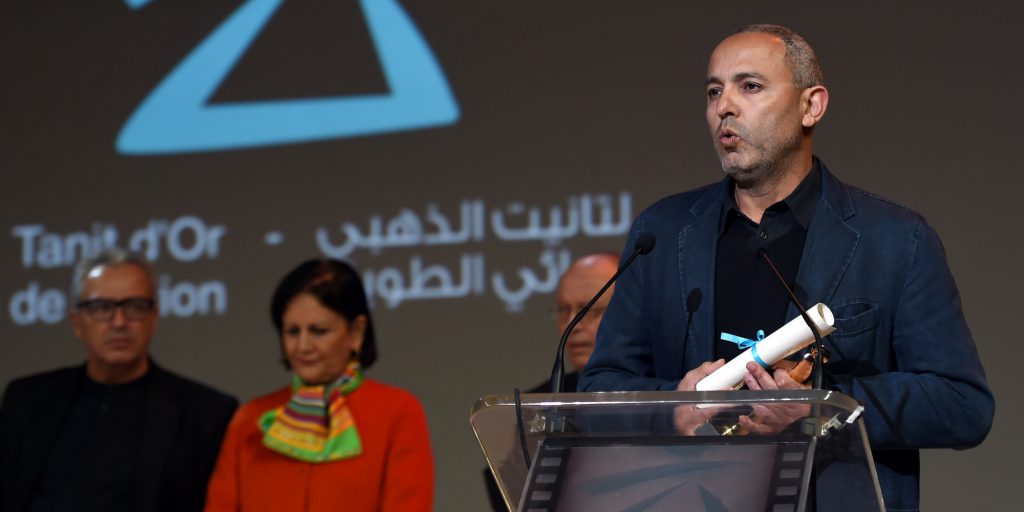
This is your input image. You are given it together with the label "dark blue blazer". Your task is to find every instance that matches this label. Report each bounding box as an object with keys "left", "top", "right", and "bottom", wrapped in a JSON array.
[
  {"left": 0, "top": 362, "right": 238, "bottom": 512},
  {"left": 580, "top": 160, "right": 994, "bottom": 511}
]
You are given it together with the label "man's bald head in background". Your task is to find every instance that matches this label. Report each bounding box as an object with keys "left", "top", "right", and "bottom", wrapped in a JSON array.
[{"left": 554, "top": 253, "right": 620, "bottom": 372}]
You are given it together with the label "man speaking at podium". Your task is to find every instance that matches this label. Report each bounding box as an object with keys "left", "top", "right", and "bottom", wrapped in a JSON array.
[{"left": 579, "top": 24, "right": 993, "bottom": 511}]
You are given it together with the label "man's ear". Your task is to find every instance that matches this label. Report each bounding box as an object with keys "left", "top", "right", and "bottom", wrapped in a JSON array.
[
  {"left": 69, "top": 310, "right": 84, "bottom": 340},
  {"left": 801, "top": 85, "right": 829, "bottom": 128}
]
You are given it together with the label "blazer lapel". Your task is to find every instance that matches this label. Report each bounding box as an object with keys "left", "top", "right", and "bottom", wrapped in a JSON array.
[
  {"left": 791, "top": 165, "right": 860, "bottom": 319},
  {"left": 135, "top": 364, "right": 181, "bottom": 512},
  {"left": 678, "top": 184, "right": 723, "bottom": 371}
]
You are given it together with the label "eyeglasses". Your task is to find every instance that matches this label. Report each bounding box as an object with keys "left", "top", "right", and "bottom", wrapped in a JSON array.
[
  {"left": 551, "top": 305, "right": 608, "bottom": 324},
  {"left": 76, "top": 298, "right": 156, "bottom": 322}
]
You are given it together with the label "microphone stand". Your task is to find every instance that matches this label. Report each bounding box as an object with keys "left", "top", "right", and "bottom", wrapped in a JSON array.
[
  {"left": 756, "top": 248, "right": 825, "bottom": 391},
  {"left": 757, "top": 247, "right": 825, "bottom": 512},
  {"left": 546, "top": 233, "right": 655, "bottom": 434},
  {"left": 550, "top": 234, "right": 654, "bottom": 394}
]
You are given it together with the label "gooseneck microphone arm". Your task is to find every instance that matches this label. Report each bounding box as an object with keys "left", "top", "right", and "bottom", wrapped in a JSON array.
[
  {"left": 756, "top": 247, "right": 825, "bottom": 391},
  {"left": 550, "top": 232, "right": 656, "bottom": 393}
]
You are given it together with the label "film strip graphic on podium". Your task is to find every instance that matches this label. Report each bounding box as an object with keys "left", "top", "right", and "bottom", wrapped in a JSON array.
[{"left": 518, "top": 435, "right": 816, "bottom": 512}]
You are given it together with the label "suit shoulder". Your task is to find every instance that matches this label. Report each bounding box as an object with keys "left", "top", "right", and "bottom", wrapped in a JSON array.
[
  {"left": 842, "top": 184, "right": 930, "bottom": 231},
  {"left": 354, "top": 379, "right": 427, "bottom": 420},
  {"left": 152, "top": 366, "right": 238, "bottom": 411},
  {"left": 355, "top": 380, "right": 430, "bottom": 438},
  {"left": 360, "top": 379, "right": 423, "bottom": 405},
  {"left": 637, "top": 183, "right": 719, "bottom": 222},
  {"left": 3, "top": 365, "right": 80, "bottom": 400}
]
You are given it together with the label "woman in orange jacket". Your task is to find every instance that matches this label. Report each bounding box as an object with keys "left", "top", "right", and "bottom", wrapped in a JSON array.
[{"left": 205, "top": 259, "right": 434, "bottom": 512}]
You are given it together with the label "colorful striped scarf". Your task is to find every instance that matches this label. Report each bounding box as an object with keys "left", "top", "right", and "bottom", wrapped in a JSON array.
[{"left": 258, "top": 363, "right": 363, "bottom": 463}]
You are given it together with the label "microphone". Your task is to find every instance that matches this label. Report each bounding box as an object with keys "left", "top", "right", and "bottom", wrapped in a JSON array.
[
  {"left": 549, "top": 232, "right": 656, "bottom": 393},
  {"left": 685, "top": 288, "right": 703, "bottom": 315},
  {"left": 749, "top": 238, "right": 825, "bottom": 390},
  {"left": 680, "top": 288, "right": 703, "bottom": 355}
]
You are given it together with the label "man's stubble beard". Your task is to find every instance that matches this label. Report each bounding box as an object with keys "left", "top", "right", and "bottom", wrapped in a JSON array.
[{"left": 720, "top": 125, "right": 803, "bottom": 195}]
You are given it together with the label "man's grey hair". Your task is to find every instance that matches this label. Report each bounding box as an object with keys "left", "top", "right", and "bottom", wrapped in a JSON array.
[
  {"left": 70, "top": 247, "right": 156, "bottom": 305},
  {"left": 736, "top": 24, "right": 823, "bottom": 89}
]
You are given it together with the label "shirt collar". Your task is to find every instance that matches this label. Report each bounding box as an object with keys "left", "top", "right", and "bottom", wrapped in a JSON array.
[{"left": 718, "top": 159, "right": 822, "bottom": 235}]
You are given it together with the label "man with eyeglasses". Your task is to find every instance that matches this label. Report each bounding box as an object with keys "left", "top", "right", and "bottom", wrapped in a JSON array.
[
  {"left": 548, "top": 252, "right": 620, "bottom": 393},
  {"left": 0, "top": 248, "right": 237, "bottom": 512}
]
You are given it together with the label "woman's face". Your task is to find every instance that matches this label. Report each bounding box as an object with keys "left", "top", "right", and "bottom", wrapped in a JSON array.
[{"left": 281, "top": 293, "right": 365, "bottom": 385}]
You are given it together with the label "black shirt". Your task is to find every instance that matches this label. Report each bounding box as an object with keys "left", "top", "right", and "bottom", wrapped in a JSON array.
[
  {"left": 713, "top": 163, "right": 821, "bottom": 363},
  {"left": 29, "top": 372, "right": 149, "bottom": 512}
]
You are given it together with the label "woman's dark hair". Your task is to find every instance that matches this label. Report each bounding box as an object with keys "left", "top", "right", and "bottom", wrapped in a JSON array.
[{"left": 270, "top": 259, "right": 377, "bottom": 369}]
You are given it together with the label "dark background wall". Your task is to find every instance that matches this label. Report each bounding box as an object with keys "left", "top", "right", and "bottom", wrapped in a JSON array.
[{"left": 1, "top": 1, "right": 1019, "bottom": 509}]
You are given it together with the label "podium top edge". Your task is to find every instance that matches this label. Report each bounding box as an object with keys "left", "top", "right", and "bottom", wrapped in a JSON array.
[{"left": 470, "top": 389, "right": 857, "bottom": 416}]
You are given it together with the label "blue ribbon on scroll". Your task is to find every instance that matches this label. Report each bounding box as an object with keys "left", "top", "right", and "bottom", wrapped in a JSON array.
[{"left": 720, "top": 330, "right": 769, "bottom": 368}]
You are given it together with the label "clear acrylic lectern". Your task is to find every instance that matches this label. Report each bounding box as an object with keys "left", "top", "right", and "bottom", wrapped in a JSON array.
[{"left": 471, "top": 390, "right": 883, "bottom": 512}]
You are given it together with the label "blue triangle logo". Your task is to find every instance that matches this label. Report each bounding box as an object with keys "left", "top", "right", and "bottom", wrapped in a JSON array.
[{"left": 117, "top": 0, "right": 460, "bottom": 155}]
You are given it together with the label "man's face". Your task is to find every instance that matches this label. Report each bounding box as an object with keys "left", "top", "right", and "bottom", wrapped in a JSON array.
[
  {"left": 555, "top": 259, "right": 618, "bottom": 372},
  {"left": 706, "top": 32, "right": 807, "bottom": 185},
  {"left": 69, "top": 264, "right": 157, "bottom": 375}
]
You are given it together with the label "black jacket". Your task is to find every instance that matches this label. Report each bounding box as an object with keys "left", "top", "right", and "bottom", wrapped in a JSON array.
[{"left": 0, "top": 362, "right": 238, "bottom": 512}]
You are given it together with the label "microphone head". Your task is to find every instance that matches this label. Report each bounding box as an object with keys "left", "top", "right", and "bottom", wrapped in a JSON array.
[
  {"left": 685, "top": 288, "right": 703, "bottom": 313},
  {"left": 635, "top": 233, "right": 656, "bottom": 255}
]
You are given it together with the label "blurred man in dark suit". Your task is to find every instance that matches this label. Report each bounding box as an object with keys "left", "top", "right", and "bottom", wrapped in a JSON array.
[
  {"left": 0, "top": 248, "right": 237, "bottom": 512},
  {"left": 534, "top": 252, "right": 620, "bottom": 393}
]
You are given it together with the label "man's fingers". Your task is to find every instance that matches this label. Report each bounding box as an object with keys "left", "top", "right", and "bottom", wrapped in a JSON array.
[
  {"left": 703, "top": 359, "right": 726, "bottom": 375},
  {"left": 745, "top": 361, "right": 777, "bottom": 390},
  {"left": 771, "top": 359, "right": 798, "bottom": 372},
  {"left": 677, "top": 359, "right": 726, "bottom": 391},
  {"left": 744, "top": 369, "right": 762, "bottom": 390},
  {"left": 774, "top": 367, "right": 809, "bottom": 390}
]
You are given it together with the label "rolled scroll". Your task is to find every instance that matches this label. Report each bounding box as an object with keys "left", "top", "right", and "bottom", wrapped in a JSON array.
[{"left": 695, "top": 303, "right": 835, "bottom": 391}]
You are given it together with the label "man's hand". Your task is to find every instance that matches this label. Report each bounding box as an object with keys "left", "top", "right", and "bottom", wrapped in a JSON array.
[
  {"left": 673, "top": 403, "right": 718, "bottom": 435},
  {"left": 743, "top": 361, "right": 807, "bottom": 391},
  {"left": 672, "top": 359, "right": 726, "bottom": 435},
  {"left": 676, "top": 359, "right": 727, "bottom": 391},
  {"left": 738, "top": 361, "right": 810, "bottom": 434}
]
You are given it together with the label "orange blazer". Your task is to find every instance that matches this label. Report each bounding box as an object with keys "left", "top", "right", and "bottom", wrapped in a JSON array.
[{"left": 205, "top": 379, "right": 433, "bottom": 512}]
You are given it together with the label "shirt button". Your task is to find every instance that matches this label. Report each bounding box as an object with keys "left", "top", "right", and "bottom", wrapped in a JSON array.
[{"left": 759, "top": 231, "right": 768, "bottom": 240}]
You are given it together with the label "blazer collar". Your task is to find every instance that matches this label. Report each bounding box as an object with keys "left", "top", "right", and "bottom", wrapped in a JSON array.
[
  {"left": 678, "top": 181, "right": 727, "bottom": 370},
  {"left": 788, "top": 159, "right": 861, "bottom": 318}
]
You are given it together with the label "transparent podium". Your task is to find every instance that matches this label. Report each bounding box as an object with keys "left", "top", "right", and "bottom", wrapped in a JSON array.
[{"left": 471, "top": 390, "right": 883, "bottom": 512}]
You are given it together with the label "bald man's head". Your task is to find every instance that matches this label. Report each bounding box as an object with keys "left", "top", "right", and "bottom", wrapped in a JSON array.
[{"left": 555, "top": 253, "right": 620, "bottom": 372}]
